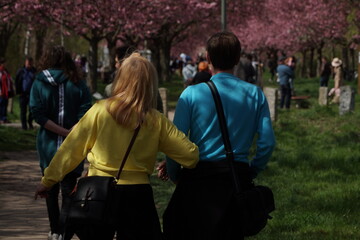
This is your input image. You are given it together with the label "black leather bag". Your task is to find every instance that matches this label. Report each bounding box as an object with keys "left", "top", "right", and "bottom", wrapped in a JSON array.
[
  {"left": 67, "top": 126, "right": 140, "bottom": 225},
  {"left": 206, "top": 81, "right": 275, "bottom": 237},
  {"left": 67, "top": 176, "right": 116, "bottom": 225},
  {"left": 236, "top": 185, "right": 275, "bottom": 236}
]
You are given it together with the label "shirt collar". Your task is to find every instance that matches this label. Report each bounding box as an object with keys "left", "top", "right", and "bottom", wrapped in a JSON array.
[{"left": 210, "top": 72, "right": 238, "bottom": 82}]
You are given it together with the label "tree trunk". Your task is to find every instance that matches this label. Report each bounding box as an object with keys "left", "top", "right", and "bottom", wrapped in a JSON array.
[
  {"left": 88, "top": 38, "right": 99, "bottom": 93},
  {"left": 316, "top": 46, "right": 323, "bottom": 77},
  {"left": 342, "top": 47, "right": 349, "bottom": 70},
  {"left": 158, "top": 41, "right": 171, "bottom": 83},
  {"left": 0, "top": 23, "right": 17, "bottom": 57},
  {"left": 107, "top": 39, "right": 117, "bottom": 73},
  {"left": 358, "top": 47, "right": 360, "bottom": 94},
  {"left": 35, "top": 28, "right": 47, "bottom": 63},
  {"left": 149, "top": 39, "right": 171, "bottom": 83},
  {"left": 301, "top": 50, "right": 307, "bottom": 78},
  {"left": 149, "top": 44, "right": 161, "bottom": 83},
  {"left": 309, "top": 48, "right": 315, "bottom": 77},
  {"left": 350, "top": 48, "right": 355, "bottom": 72}
]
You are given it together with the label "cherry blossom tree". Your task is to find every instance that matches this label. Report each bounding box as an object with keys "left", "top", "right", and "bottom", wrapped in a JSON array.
[
  {"left": 0, "top": 0, "right": 20, "bottom": 57},
  {"left": 124, "top": 0, "right": 217, "bottom": 82},
  {"left": 32, "top": 0, "right": 129, "bottom": 92},
  {"left": 232, "top": 0, "right": 350, "bottom": 77}
]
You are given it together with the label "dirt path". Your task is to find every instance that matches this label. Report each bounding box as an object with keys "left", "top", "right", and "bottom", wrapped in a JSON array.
[{"left": 0, "top": 151, "right": 68, "bottom": 240}]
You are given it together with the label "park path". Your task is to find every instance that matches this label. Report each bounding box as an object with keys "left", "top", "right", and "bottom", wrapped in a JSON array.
[
  {"left": 0, "top": 151, "right": 79, "bottom": 240},
  {"left": 0, "top": 110, "right": 175, "bottom": 239}
]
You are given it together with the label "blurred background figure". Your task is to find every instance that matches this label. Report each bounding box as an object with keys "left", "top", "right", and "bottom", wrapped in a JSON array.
[
  {"left": 285, "top": 56, "right": 296, "bottom": 95},
  {"left": 0, "top": 57, "right": 14, "bottom": 124},
  {"left": 319, "top": 57, "right": 332, "bottom": 87},
  {"left": 328, "top": 57, "right": 343, "bottom": 104},
  {"left": 182, "top": 56, "right": 197, "bottom": 86},
  {"left": 189, "top": 61, "right": 212, "bottom": 85},
  {"left": 277, "top": 56, "right": 295, "bottom": 109},
  {"left": 267, "top": 53, "right": 277, "bottom": 82},
  {"left": 104, "top": 46, "right": 132, "bottom": 98},
  {"left": 15, "top": 56, "right": 36, "bottom": 130}
]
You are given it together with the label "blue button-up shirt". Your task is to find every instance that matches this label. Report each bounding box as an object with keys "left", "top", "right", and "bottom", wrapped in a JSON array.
[{"left": 167, "top": 72, "right": 276, "bottom": 181}]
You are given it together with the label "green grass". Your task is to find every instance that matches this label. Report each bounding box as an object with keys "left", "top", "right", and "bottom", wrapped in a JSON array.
[
  {"left": 159, "top": 74, "right": 185, "bottom": 109},
  {"left": 0, "top": 125, "right": 37, "bottom": 152},
  {"left": 0, "top": 96, "right": 38, "bottom": 152},
  {"left": 152, "top": 71, "right": 360, "bottom": 239}
]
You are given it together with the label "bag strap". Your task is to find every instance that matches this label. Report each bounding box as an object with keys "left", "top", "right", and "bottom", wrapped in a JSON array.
[
  {"left": 205, "top": 81, "right": 242, "bottom": 193},
  {"left": 115, "top": 126, "right": 141, "bottom": 180}
]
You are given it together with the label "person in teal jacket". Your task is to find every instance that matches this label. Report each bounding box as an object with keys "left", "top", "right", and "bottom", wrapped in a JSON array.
[{"left": 30, "top": 46, "right": 92, "bottom": 240}]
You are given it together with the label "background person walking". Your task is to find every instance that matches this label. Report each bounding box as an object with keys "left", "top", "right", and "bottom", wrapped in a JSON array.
[
  {"left": 0, "top": 57, "right": 14, "bottom": 124},
  {"left": 15, "top": 56, "right": 36, "bottom": 130},
  {"left": 277, "top": 56, "right": 294, "bottom": 109},
  {"left": 30, "top": 46, "right": 92, "bottom": 240}
]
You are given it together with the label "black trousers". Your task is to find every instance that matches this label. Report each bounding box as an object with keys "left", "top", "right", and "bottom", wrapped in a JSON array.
[
  {"left": 46, "top": 171, "right": 79, "bottom": 239},
  {"left": 163, "top": 161, "right": 253, "bottom": 240},
  {"left": 19, "top": 94, "right": 33, "bottom": 129},
  {"left": 280, "top": 84, "right": 292, "bottom": 109},
  {"left": 76, "top": 184, "right": 162, "bottom": 240}
]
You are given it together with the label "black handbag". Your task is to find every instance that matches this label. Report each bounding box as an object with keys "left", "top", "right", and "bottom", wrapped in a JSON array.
[
  {"left": 67, "top": 126, "right": 140, "bottom": 225},
  {"left": 205, "top": 81, "right": 275, "bottom": 237}
]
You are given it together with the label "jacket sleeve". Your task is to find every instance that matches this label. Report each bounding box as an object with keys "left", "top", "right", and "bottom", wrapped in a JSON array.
[
  {"left": 251, "top": 89, "right": 276, "bottom": 176},
  {"left": 15, "top": 69, "right": 22, "bottom": 94},
  {"left": 29, "top": 78, "right": 49, "bottom": 126},
  {"left": 165, "top": 89, "right": 193, "bottom": 181},
  {"left": 41, "top": 104, "right": 99, "bottom": 188},
  {"left": 159, "top": 112, "right": 198, "bottom": 180},
  {"left": 77, "top": 80, "right": 92, "bottom": 120},
  {"left": 286, "top": 67, "right": 295, "bottom": 79}
]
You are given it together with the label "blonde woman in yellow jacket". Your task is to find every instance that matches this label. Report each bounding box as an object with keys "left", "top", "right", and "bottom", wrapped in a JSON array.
[{"left": 35, "top": 53, "right": 199, "bottom": 240}]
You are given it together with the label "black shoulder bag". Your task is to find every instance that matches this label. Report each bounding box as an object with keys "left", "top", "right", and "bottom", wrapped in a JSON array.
[
  {"left": 67, "top": 126, "right": 140, "bottom": 225},
  {"left": 205, "top": 81, "right": 275, "bottom": 236}
]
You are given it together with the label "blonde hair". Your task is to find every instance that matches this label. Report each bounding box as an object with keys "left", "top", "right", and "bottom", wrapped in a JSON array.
[{"left": 106, "top": 53, "right": 158, "bottom": 128}]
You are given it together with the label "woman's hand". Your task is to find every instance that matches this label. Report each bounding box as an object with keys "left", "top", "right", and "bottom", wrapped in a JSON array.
[
  {"left": 156, "top": 161, "right": 169, "bottom": 181},
  {"left": 34, "top": 183, "right": 51, "bottom": 200}
]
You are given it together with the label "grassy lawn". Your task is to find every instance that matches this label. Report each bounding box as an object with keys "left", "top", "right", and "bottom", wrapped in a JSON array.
[
  {"left": 0, "top": 96, "right": 37, "bottom": 152},
  {"left": 1, "top": 72, "right": 360, "bottom": 239},
  {"left": 152, "top": 72, "right": 360, "bottom": 239},
  {"left": 159, "top": 74, "right": 185, "bottom": 109}
]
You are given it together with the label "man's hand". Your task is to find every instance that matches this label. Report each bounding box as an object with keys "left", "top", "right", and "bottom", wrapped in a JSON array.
[{"left": 156, "top": 161, "right": 169, "bottom": 181}]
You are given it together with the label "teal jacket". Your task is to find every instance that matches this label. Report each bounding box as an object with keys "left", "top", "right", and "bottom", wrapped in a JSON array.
[{"left": 30, "top": 69, "right": 92, "bottom": 172}]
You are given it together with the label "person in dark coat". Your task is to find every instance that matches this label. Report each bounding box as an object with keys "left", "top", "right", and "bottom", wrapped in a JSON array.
[
  {"left": 190, "top": 61, "right": 212, "bottom": 85},
  {"left": 319, "top": 57, "right": 331, "bottom": 87},
  {"left": 0, "top": 57, "right": 14, "bottom": 124},
  {"left": 15, "top": 56, "right": 37, "bottom": 129}
]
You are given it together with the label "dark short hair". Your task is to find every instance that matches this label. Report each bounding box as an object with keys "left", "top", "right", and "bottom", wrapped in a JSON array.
[
  {"left": 115, "top": 46, "right": 135, "bottom": 61},
  {"left": 206, "top": 32, "right": 241, "bottom": 70},
  {"left": 0, "top": 57, "right": 6, "bottom": 64},
  {"left": 25, "top": 56, "right": 33, "bottom": 62}
]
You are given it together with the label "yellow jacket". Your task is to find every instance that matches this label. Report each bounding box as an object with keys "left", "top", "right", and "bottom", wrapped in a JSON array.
[{"left": 42, "top": 100, "right": 199, "bottom": 187}]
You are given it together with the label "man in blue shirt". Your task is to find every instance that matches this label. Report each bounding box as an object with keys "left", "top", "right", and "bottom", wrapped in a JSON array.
[
  {"left": 276, "top": 57, "right": 295, "bottom": 109},
  {"left": 163, "top": 32, "right": 276, "bottom": 240}
]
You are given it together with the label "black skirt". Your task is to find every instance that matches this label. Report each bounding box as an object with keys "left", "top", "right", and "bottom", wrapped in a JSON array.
[{"left": 163, "top": 160, "right": 253, "bottom": 240}]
